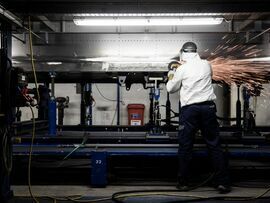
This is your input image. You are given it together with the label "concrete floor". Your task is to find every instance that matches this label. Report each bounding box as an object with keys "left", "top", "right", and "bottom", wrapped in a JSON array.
[{"left": 9, "top": 185, "right": 270, "bottom": 203}]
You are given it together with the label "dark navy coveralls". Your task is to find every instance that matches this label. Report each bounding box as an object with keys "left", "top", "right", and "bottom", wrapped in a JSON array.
[{"left": 178, "top": 101, "right": 230, "bottom": 186}]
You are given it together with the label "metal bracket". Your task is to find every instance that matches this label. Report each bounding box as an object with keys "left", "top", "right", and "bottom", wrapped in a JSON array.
[{"left": 118, "top": 76, "right": 126, "bottom": 86}]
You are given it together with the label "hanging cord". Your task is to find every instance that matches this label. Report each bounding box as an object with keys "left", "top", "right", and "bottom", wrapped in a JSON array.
[
  {"left": 28, "top": 16, "right": 40, "bottom": 104},
  {"left": 26, "top": 105, "right": 111, "bottom": 203},
  {"left": 27, "top": 105, "right": 39, "bottom": 203},
  {"left": 94, "top": 84, "right": 125, "bottom": 105},
  {"left": 1, "top": 127, "right": 13, "bottom": 175}
]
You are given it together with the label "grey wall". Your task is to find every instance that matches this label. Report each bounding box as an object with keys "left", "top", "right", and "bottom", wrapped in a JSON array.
[
  {"left": 230, "top": 83, "right": 270, "bottom": 126},
  {"left": 20, "top": 82, "right": 270, "bottom": 127}
]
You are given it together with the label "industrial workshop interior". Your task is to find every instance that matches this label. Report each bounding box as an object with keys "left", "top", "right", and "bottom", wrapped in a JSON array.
[{"left": 1, "top": 0, "right": 270, "bottom": 202}]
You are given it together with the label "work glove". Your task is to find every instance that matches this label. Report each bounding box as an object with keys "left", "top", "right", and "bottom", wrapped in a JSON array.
[
  {"left": 168, "top": 61, "right": 181, "bottom": 71},
  {"left": 167, "top": 70, "right": 175, "bottom": 80}
]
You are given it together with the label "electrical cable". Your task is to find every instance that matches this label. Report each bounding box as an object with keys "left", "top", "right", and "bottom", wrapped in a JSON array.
[
  {"left": 66, "top": 196, "right": 112, "bottom": 203},
  {"left": 112, "top": 182, "right": 270, "bottom": 203},
  {"left": 94, "top": 84, "right": 125, "bottom": 105},
  {"left": 28, "top": 16, "right": 40, "bottom": 105},
  {"left": 25, "top": 110, "right": 110, "bottom": 203},
  {"left": 114, "top": 193, "right": 206, "bottom": 203},
  {"left": 233, "top": 183, "right": 270, "bottom": 189},
  {"left": 94, "top": 84, "right": 123, "bottom": 125},
  {"left": 113, "top": 190, "right": 270, "bottom": 203},
  {"left": 27, "top": 105, "right": 39, "bottom": 203},
  {"left": 111, "top": 103, "right": 118, "bottom": 125},
  {"left": 112, "top": 172, "right": 215, "bottom": 202},
  {"left": 58, "top": 134, "right": 89, "bottom": 167}
]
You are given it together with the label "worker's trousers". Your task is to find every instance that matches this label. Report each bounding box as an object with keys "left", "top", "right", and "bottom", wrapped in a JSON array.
[{"left": 178, "top": 101, "right": 230, "bottom": 186}]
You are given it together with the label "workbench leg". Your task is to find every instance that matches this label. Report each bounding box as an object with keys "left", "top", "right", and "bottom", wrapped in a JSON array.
[{"left": 91, "top": 151, "right": 107, "bottom": 187}]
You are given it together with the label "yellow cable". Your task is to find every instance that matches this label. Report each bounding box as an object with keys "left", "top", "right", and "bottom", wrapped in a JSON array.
[
  {"left": 26, "top": 105, "right": 109, "bottom": 203},
  {"left": 28, "top": 105, "right": 39, "bottom": 203},
  {"left": 28, "top": 16, "right": 40, "bottom": 104},
  {"left": 66, "top": 196, "right": 112, "bottom": 203},
  {"left": 114, "top": 192, "right": 206, "bottom": 200},
  {"left": 114, "top": 188, "right": 270, "bottom": 202}
]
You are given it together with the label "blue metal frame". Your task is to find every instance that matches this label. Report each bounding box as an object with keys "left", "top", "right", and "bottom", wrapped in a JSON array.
[
  {"left": 12, "top": 143, "right": 270, "bottom": 187},
  {"left": 117, "top": 82, "right": 120, "bottom": 125},
  {"left": 91, "top": 151, "right": 107, "bottom": 187}
]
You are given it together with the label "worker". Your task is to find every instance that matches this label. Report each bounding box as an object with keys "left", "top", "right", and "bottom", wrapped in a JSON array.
[{"left": 166, "top": 42, "right": 231, "bottom": 193}]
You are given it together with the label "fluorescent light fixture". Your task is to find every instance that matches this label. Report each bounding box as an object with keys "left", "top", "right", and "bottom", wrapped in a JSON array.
[
  {"left": 110, "top": 61, "right": 166, "bottom": 64},
  {"left": 81, "top": 56, "right": 169, "bottom": 64},
  {"left": 47, "top": 62, "right": 63, "bottom": 65},
  {"left": 73, "top": 13, "right": 257, "bottom": 17},
  {"left": 74, "top": 13, "right": 221, "bottom": 17},
  {"left": 12, "top": 60, "right": 21, "bottom": 64},
  {"left": 74, "top": 17, "right": 223, "bottom": 26}
]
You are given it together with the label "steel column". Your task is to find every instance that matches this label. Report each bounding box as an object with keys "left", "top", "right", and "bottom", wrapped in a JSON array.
[
  {"left": 117, "top": 83, "right": 120, "bottom": 126},
  {"left": 0, "top": 20, "right": 13, "bottom": 202}
]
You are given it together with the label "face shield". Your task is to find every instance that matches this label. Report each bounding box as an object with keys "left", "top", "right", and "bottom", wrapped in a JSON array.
[
  {"left": 179, "top": 42, "right": 198, "bottom": 62},
  {"left": 180, "top": 52, "right": 198, "bottom": 62}
]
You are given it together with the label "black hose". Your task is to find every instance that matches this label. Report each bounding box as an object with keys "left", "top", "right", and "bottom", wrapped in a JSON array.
[{"left": 112, "top": 173, "right": 215, "bottom": 203}]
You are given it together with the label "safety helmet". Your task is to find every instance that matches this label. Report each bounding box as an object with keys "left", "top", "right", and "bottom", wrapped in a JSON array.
[{"left": 180, "top": 42, "right": 197, "bottom": 53}]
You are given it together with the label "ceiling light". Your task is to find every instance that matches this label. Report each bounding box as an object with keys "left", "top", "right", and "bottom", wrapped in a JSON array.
[
  {"left": 81, "top": 56, "right": 169, "bottom": 64},
  {"left": 47, "top": 62, "right": 63, "bottom": 65},
  {"left": 74, "top": 17, "right": 223, "bottom": 26},
  {"left": 74, "top": 13, "right": 220, "bottom": 17}
]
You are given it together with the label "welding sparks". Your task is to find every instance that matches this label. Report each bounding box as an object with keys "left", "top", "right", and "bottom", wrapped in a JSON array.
[{"left": 208, "top": 35, "right": 270, "bottom": 94}]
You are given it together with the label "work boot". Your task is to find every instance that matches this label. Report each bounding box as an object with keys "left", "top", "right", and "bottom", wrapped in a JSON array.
[
  {"left": 176, "top": 178, "right": 189, "bottom": 191},
  {"left": 216, "top": 185, "right": 231, "bottom": 194},
  {"left": 176, "top": 184, "right": 189, "bottom": 191}
]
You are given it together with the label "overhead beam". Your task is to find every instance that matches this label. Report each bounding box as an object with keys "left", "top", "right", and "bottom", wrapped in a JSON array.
[
  {"left": 3, "top": 1, "right": 270, "bottom": 14},
  {"left": 236, "top": 13, "right": 266, "bottom": 31},
  {"left": 37, "top": 15, "right": 58, "bottom": 32},
  {"left": 0, "top": 5, "right": 23, "bottom": 27}
]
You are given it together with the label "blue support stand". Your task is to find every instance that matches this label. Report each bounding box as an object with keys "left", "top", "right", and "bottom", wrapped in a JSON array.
[
  {"left": 117, "top": 83, "right": 120, "bottom": 125},
  {"left": 91, "top": 151, "right": 107, "bottom": 187},
  {"left": 48, "top": 98, "right": 57, "bottom": 136}
]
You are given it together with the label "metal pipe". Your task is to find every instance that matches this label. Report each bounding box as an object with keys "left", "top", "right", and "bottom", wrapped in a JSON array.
[
  {"left": 0, "top": 6, "right": 23, "bottom": 27},
  {"left": 117, "top": 82, "right": 120, "bottom": 125},
  {"left": 0, "top": 6, "right": 46, "bottom": 43},
  {"left": 248, "top": 27, "right": 270, "bottom": 42},
  {"left": 166, "top": 93, "right": 171, "bottom": 126},
  {"left": 85, "top": 83, "right": 92, "bottom": 126},
  {"left": 68, "top": 143, "right": 259, "bottom": 148},
  {"left": 48, "top": 72, "right": 56, "bottom": 136},
  {"left": 12, "top": 34, "right": 26, "bottom": 43},
  {"left": 236, "top": 85, "right": 241, "bottom": 129},
  {"left": 80, "top": 83, "right": 85, "bottom": 125},
  {"left": 149, "top": 88, "right": 154, "bottom": 125}
]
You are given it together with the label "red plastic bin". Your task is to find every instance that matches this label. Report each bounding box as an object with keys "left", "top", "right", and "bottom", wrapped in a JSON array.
[{"left": 127, "top": 104, "right": 145, "bottom": 126}]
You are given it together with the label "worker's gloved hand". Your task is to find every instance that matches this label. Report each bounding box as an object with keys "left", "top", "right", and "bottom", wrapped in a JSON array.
[
  {"left": 167, "top": 70, "right": 175, "bottom": 80},
  {"left": 168, "top": 61, "right": 181, "bottom": 71}
]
